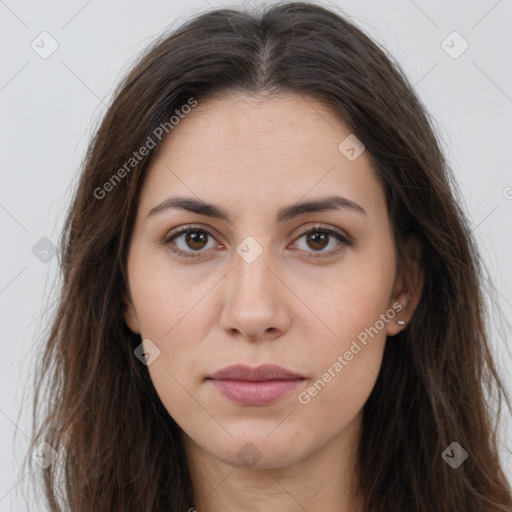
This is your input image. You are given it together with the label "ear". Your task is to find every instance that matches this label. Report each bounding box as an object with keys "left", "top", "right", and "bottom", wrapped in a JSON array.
[
  {"left": 386, "top": 235, "right": 424, "bottom": 337},
  {"left": 122, "top": 291, "right": 141, "bottom": 335}
]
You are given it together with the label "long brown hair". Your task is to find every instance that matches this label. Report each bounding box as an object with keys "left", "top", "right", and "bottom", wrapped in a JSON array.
[{"left": 23, "top": 2, "right": 512, "bottom": 510}]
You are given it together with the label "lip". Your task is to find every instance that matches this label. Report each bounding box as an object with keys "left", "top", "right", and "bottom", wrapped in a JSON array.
[
  {"left": 208, "top": 363, "right": 304, "bottom": 381},
  {"left": 207, "top": 364, "right": 306, "bottom": 406}
]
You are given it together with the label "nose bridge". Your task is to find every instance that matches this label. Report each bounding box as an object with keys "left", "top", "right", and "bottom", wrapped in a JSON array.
[
  {"left": 219, "top": 234, "right": 290, "bottom": 340},
  {"left": 231, "top": 235, "right": 277, "bottom": 304}
]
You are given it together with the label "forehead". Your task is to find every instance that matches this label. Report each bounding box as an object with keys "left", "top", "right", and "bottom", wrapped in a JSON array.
[
  {"left": 140, "top": 92, "right": 385, "bottom": 219},
  {"left": 158, "top": 91, "right": 356, "bottom": 164}
]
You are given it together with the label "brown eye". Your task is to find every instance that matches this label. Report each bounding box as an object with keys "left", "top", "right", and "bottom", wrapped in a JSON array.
[
  {"left": 164, "top": 226, "right": 217, "bottom": 258},
  {"left": 305, "top": 231, "right": 329, "bottom": 251},
  {"left": 293, "top": 226, "right": 350, "bottom": 258},
  {"left": 183, "top": 231, "right": 209, "bottom": 250},
  {"left": 164, "top": 224, "right": 350, "bottom": 260}
]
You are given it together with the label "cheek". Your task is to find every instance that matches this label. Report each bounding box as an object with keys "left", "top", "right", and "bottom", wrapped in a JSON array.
[
  {"left": 128, "top": 242, "right": 214, "bottom": 339},
  {"left": 293, "top": 292, "right": 389, "bottom": 437},
  {"left": 297, "top": 237, "right": 396, "bottom": 343},
  {"left": 291, "top": 243, "right": 395, "bottom": 414},
  {"left": 127, "top": 250, "right": 219, "bottom": 407}
]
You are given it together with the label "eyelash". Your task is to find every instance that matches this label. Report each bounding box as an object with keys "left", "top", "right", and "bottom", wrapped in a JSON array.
[{"left": 162, "top": 223, "right": 352, "bottom": 260}]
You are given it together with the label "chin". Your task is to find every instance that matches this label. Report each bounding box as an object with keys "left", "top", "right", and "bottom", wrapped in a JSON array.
[{"left": 194, "top": 428, "right": 313, "bottom": 470}]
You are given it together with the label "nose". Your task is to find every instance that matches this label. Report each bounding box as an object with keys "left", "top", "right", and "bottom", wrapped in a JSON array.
[{"left": 218, "top": 245, "right": 291, "bottom": 343}]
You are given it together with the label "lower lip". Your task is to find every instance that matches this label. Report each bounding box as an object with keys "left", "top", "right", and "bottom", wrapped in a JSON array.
[{"left": 209, "top": 379, "right": 304, "bottom": 405}]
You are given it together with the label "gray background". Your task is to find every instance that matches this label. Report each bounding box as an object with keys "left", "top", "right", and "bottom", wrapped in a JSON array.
[{"left": 1, "top": 0, "right": 511, "bottom": 509}]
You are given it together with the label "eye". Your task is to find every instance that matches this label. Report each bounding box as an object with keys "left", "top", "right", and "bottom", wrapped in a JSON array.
[
  {"left": 291, "top": 224, "right": 351, "bottom": 259},
  {"left": 163, "top": 224, "right": 217, "bottom": 258},
  {"left": 162, "top": 223, "right": 351, "bottom": 259}
]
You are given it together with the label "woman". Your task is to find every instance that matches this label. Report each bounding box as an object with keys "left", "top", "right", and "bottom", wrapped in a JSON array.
[{"left": 25, "top": 2, "right": 512, "bottom": 510}]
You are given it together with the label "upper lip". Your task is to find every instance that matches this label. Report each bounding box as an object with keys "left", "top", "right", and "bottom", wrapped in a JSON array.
[{"left": 207, "top": 364, "right": 305, "bottom": 382}]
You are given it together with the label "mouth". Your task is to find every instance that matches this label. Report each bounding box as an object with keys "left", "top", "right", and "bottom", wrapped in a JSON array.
[{"left": 206, "top": 364, "right": 306, "bottom": 406}]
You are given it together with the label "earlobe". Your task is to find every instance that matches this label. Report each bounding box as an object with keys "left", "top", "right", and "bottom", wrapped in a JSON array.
[
  {"left": 386, "top": 236, "right": 424, "bottom": 337},
  {"left": 122, "top": 293, "right": 141, "bottom": 335},
  {"left": 386, "top": 291, "right": 410, "bottom": 336}
]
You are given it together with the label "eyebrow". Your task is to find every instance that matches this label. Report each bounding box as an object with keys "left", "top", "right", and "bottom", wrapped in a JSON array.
[{"left": 146, "top": 194, "right": 366, "bottom": 222}]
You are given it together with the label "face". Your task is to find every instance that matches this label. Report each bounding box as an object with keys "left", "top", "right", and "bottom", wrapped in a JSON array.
[{"left": 123, "top": 92, "right": 417, "bottom": 470}]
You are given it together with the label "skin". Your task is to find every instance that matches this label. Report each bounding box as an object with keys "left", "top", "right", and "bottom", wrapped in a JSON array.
[{"left": 123, "top": 92, "right": 423, "bottom": 512}]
